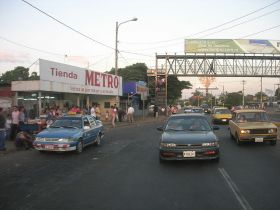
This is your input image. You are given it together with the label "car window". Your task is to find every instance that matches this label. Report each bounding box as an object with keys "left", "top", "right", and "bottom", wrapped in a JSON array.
[
  {"left": 83, "top": 118, "right": 91, "bottom": 127},
  {"left": 51, "top": 118, "right": 82, "bottom": 128},
  {"left": 165, "top": 117, "right": 211, "bottom": 131},
  {"left": 215, "top": 109, "right": 231, "bottom": 114},
  {"left": 88, "top": 116, "right": 97, "bottom": 126},
  {"left": 236, "top": 112, "right": 268, "bottom": 122}
]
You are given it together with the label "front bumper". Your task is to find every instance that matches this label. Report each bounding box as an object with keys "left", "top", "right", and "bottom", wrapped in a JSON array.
[
  {"left": 239, "top": 135, "right": 277, "bottom": 142},
  {"left": 159, "top": 147, "right": 219, "bottom": 161},
  {"left": 33, "top": 142, "right": 77, "bottom": 152}
]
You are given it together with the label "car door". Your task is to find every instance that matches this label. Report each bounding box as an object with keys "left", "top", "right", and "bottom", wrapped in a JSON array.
[
  {"left": 87, "top": 116, "right": 99, "bottom": 143},
  {"left": 83, "top": 117, "right": 93, "bottom": 145}
]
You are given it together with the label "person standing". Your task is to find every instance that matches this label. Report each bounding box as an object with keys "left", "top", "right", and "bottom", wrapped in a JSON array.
[
  {"left": 127, "top": 105, "right": 134, "bottom": 123},
  {"left": 0, "top": 107, "right": 7, "bottom": 151},
  {"left": 110, "top": 105, "right": 116, "bottom": 128},
  {"left": 10, "top": 106, "right": 19, "bottom": 141},
  {"left": 153, "top": 105, "right": 159, "bottom": 118},
  {"left": 91, "top": 103, "right": 96, "bottom": 119},
  {"left": 95, "top": 104, "right": 101, "bottom": 120}
]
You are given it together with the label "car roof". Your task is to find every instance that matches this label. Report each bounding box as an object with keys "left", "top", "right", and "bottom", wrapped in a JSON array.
[
  {"left": 234, "top": 109, "right": 266, "bottom": 113},
  {"left": 169, "top": 113, "right": 206, "bottom": 118}
]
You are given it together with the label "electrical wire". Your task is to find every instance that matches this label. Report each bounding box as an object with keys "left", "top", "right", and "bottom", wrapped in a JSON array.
[
  {"left": 122, "top": 0, "right": 280, "bottom": 45},
  {"left": 21, "top": 0, "right": 114, "bottom": 50}
]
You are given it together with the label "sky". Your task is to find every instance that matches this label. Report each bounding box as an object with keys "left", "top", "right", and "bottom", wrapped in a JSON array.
[{"left": 0, "top": 0, "right": 280, "bottom": 98}]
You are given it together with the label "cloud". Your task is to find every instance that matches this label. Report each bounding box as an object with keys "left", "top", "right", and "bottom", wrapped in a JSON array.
[{"left": 0, "top": 50, "right": 29, "bottom": 63}]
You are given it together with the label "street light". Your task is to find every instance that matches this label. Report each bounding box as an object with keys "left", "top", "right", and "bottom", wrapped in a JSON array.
[
  {"left": 115, "top": 18, "right": 138, "bottom": 76},
  {"left": 115, "top": 18, "right": 137, "bottom": 105}
]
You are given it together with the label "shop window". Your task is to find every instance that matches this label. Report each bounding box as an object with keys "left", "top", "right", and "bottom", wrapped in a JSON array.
[{"left": 104, "top": 102, "right": 110, "bottom": 109}]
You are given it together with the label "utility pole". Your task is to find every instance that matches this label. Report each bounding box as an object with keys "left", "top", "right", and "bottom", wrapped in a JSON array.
[{"left": 241, "top": 80, "right": 246, "bottom": 107}]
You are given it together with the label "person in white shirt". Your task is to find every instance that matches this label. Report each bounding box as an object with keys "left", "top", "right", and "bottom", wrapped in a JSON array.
[
  {"left": 127, "top": 105, "right": 134, "bottom": 123},
  {"left": 11, "top": 106, "right": 19, "bottom": 141},
  {"left": 90, "top": 104, "right": 96, "bottom": 119}
]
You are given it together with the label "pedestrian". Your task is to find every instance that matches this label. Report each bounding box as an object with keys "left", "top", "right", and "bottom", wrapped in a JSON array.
[
  {"left": 105, "top": 110, "right": 109, "bottom": 121},
  {"left": 127, "top": 105, "right": 134, "bottom": 123},
  {"left": 91, "top": 103, "right": 96, "bottom": 119},
  {"left": 10, "top": 106, "right": 19, "bottom": 141},
  {"left": 19, "top": 106, "right": 26, "bottom": 125},
  {"left": 0, "top": 107, "right": 7, "bottom": 151},
  {"left": 110, "top": 105, "right": 116, "bottom": 128},
  {"left": 95, "top": 104, "right": 101, "bottom": 120},
  {"left": 114, "top": 104, "right": 119, "bottom": 122}
]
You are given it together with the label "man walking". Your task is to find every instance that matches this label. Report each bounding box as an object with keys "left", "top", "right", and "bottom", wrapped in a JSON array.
[{"left": 127, "top": 105, "right": 134, "bottom": 123}]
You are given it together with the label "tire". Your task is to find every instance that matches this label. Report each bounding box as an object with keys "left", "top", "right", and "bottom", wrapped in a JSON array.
[
  {"left": 94, "top": 134, "right": 101, "bottom": 146},
  {"left": 229, "top": 130, "right": 234, "bottom": 140},
  {"left": 76, "top": 140, "right": 83, "bottom": 154},
  {"left": 159, "top": 155, "right": 165, "bottom": 164},
  {"left": 235, "top": 134, "right": 241, "bottom": 145},
  {"left": 270, "top": 140, "right": 277, "bottom": 146}
]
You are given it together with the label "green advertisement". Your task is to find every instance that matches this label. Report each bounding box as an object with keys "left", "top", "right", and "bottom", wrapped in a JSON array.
[
  {"left": 185, "top": 39, "right": 244, "bottom": 53},
  {"left": 185, "top": 39, "right": 280, "bottom": 54}
]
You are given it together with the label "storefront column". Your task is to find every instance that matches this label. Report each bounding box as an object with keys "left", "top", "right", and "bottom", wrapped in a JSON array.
[
  {"left": 13, "top": 92, "right": 18, "bottom": 106},
  {"left": 38, "top": 91, "right": 42, "bottom": 116},
  {"left": 77, "top": 95, "right": 80, "bottom": 107},
  {"left": 86, "top": 95, "right": 90, "bottom": 110}
]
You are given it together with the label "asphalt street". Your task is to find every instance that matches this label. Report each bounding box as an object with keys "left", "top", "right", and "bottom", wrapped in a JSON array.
[{"left": 1, "top": 116, "right": 280, "bottom": 210}]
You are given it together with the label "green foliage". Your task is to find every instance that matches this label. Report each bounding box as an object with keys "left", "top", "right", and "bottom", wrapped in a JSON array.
[
  {"left": 0, "top": 66, "right": 39, "bottom": 84},
  {"left": 224, "top": 92, "right": 242, "bottom": 107},
  {"left": 167, "top": 75, "right": 192, "bottom": 104}
]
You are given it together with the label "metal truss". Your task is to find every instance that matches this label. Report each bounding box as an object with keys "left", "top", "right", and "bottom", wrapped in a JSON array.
[{"left": 155, "top": 54, "right": 280, "bottom": 78}]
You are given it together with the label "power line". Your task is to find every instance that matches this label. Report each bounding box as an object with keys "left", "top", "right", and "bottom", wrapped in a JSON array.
[
  {"left": 21, "top": 0, "right": 114, "bottom": 50},
  {"left": 122, "top": 0, "right": 280, "bottom": 45}
]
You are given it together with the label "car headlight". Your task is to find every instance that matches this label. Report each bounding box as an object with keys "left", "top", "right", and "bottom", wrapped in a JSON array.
[
  {"left": 202, "top": 142, "right": 218, "bottom": 147},
  {"left": 160, "top": 143, "right": 176, "bottom": 148},
  {"left": 58, "top": 138, "right": 75, "bottom": 142},
  {"left": 35, "top": 137, "right": 43, "bottom": 141},
  {"left": 240, "top": 129, "right": 250, "bottom": 134},
  {"left": 268, "top": 128, "right": 277, "bottom": 134}
]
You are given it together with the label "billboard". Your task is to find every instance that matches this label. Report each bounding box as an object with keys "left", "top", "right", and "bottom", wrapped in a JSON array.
[
  {"left": 185, "top": 39, "right": 280, "bottom": 54},
  {"left": 39, "top": 59, "right": 122, "bottom": 96}
]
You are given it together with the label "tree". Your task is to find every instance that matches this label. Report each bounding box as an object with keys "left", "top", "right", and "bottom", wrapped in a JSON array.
[
  {"left": 0, "top": 66, "right": 39, "bottom": 84},
  {"left": 225, "top": 92, "right": 242, "bottom": 107},
  {"left": 167, "top": 75, "right": 192, "bottom": 104}
]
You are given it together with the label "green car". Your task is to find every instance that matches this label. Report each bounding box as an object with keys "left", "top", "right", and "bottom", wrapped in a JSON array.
[{"left": 157, "top": 114, "right": 220, "bottom": 163}]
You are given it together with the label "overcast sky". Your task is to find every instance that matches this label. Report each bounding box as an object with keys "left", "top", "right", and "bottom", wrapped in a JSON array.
[{"left": 0, "top": 0, "right": 280, "bottom": 97}]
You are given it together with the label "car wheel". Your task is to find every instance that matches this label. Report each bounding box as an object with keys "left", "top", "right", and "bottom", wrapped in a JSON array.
[
  {"left": 76, "top": 140, "right": 83, "bottom": 154},
  {"left": 235, "top": 133, "right": 241, "bottom": 145},
  {"left": 94, "top": 134, "right": 101, "bottom": 146},
  {"left": 229, "top": 130, "right": 234, "bottom": 139},
  {"left": 270, "top": 140, "right": 277, "bottom": 146},
  {"left": 159, "top": 155, "right": 165, "bottom": 164}
]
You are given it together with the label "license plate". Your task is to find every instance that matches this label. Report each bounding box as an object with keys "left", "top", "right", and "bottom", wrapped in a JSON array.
[
  {"left": 255, "top": 137, "right": 263, "bottom": 142},
  {"left": 183, "top": 151, "right": 196, "bottom": 157},
  {"left": 222, "top": 119, "right": 227, "bottom": 122},
  {"left": 45, "top": 145, "right": 54, "bottom": 149}
]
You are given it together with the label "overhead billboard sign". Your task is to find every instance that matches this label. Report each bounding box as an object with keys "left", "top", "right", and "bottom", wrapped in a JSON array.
[
  {"left": 39, "top": 59, "right": 122, "bottom": 96},
  {"left": 185, "top": 39, "right": 280, "bottom": 54}
]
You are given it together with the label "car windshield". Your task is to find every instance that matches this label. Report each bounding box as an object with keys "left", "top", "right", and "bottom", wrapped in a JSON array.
[
  {"left": 215, "top": 109, "right": 231, "bottom": 114},
  {"left": 165, "top": 116, "right": 211, "bottom": 131},
  {"left": 236, "top": 112, "right": 269, "bottom": 122},
  {"left": 50, "top": 118, "right": 82, "bottom": 128}
]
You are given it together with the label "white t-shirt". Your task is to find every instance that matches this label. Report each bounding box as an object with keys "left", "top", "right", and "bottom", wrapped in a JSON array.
[
  {"left": 91, "top": 107, "right": 96, "bottom": 117},
  {"left": 127, "top": 107, "right": 134, "bottom": 114}
]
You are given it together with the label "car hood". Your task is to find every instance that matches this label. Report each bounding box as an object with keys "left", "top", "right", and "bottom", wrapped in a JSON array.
[
  {"left": 237, "top": 122, "right": 277, "bottom": 129},
  {"left": 161, "top": 131, "right": 218, "bottom": 144},
  {"left": 36, "top": 128, "right": 82, "bottom": 138}
]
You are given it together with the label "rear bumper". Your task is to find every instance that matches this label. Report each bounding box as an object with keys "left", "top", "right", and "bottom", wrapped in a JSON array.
[{"left": 239, "top": 135, "right": 277, "bottom": 142}]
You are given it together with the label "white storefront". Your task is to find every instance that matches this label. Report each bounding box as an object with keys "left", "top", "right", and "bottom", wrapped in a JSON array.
[{"left": 12, "top": 59, "right": 122, "bottom": 118}]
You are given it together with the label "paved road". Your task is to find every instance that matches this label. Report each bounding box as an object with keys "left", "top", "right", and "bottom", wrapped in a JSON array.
[{"left": 1, "top": 118, "right": 280, "bottom": 210}]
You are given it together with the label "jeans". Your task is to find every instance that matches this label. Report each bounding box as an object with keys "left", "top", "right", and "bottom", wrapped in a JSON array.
[{"left": 0, "top": 130, "right": 6, "bottom": 150}]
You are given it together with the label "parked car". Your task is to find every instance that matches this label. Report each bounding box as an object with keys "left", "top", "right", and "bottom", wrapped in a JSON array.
[
  {"left": 157, "top": 113, "right": 220, "bottom": 162},
  {"left": 229, "top": 109, "right": 277, "bottom": 145},
  {"left": 33, "top": 114, "right": 104, "bottom": 153},
  {"left": 212, "top": 107, "right": 232, "bottom": 124}
]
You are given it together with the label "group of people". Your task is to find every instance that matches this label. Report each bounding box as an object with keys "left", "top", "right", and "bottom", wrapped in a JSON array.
[
  {"left": 0, "top": 105, "right": 33, "bottom": 151},
  {"left": 109, "top": 104, "right": 134, "bottom": 128}
]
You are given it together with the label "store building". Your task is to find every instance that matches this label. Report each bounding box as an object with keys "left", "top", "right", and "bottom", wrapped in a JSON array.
[{"left": 11, "top": 59, "right": 122, "bottom": 119}]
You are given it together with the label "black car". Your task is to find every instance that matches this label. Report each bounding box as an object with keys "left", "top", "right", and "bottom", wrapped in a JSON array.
[{"left": 157, "top": 113, "right": 220, "bottom": 162}]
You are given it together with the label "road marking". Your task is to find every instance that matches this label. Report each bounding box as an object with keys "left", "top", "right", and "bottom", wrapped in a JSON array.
[{"left": 218, "top": 168, "right": 253, "bottom": 210}]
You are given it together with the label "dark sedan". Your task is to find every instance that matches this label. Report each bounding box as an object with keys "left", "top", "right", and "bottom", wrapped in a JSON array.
[{"left": 157, "top": 114, "right": 220, "bottom": 162}]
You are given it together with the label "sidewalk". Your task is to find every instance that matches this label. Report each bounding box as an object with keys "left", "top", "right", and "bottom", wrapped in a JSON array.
[{"left": 0, "top": 115, "right": 167, "bottom": 156}]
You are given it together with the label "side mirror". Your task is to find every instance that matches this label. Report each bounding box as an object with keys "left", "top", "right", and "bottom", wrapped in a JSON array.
[
  {"left": 213, "top": 125, "right": 219, "bottom": 130},
  {"left": 157, "top": 126, "right": 163, "bottom": 131},
  {"left": 84, "top": 126, "right": 91, "bottom": 130}
]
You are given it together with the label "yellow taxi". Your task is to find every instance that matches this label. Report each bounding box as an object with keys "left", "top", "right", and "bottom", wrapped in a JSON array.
[
  {"left": 229, "top": 109, "right": 277, "bottom": 145},
  {"left": 212, "top": 107, "right": 232, "bottom": 124}
]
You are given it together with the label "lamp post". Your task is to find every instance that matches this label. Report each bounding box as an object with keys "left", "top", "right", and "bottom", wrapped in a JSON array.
[{"left": 115, "top": 18, "right": 137, "bottom": 104}]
